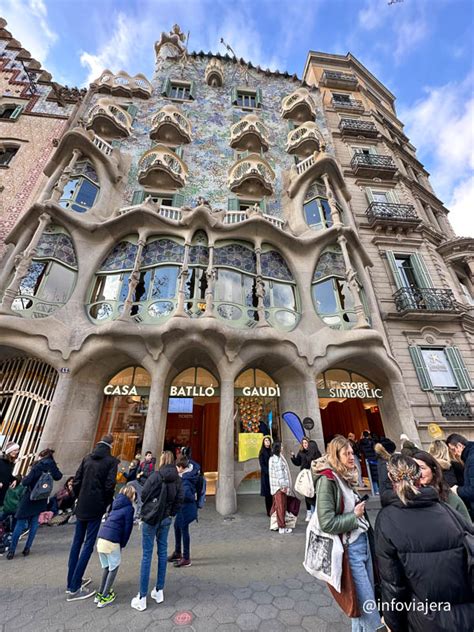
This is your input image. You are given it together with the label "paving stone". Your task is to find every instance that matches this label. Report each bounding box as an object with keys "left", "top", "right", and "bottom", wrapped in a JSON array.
[
  {"left": 233, "top": 587, "right": 253, "bottom": 599},
  {"left": 251, "top": 591, "right": 273, "bottom": 605},
  {"left": 288, "top": 588, "right": 308, "bottom": 602},
  {"left": 235, "top": 612, "right": 262, "bottom": 630},
  {"left": 259, "top": 619, "right": 287, "bottom": 632},
  {"left": 235, "top": 599, "right": 258, "bottom": 614},
  {"left": 301, "top": 617, "right": 329, "bottom": 632},
  {"left": 192, "top": 602, "right": 218, "bottom": 617},
  {"left": 268, "top": 584, "right": 288, "bottom": 598},
  {"left": 294, "top": 600, "right": 321, "bottom": 616},
  {"left": 273, "top": 596, "right": 295, "bottom": 610},
  {"left": 216, "top": 625, "right": 241, "bottom": 632},
  {"left": 316, "top": 605, "right": 345, "bottom": 623},
  {"left": 254, "top": 604, "right": 278, "bottom": 619},
  {"left": 214, "top": 607, "right": 239, "bottom": 624},
  {"left": 278, "top": 609, "right": 303, "bottom": 626},
  {"left": 284, "top": 578, "right": 303, "bottom": 589},
  {"left": 248, "top": 581, "right": 269, "bottom": 591}
]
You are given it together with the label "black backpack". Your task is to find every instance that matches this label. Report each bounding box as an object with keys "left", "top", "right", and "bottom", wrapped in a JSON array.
[
  {"left": 30, "top": 471, "right": 54, "bottom": 501},
  {"left": 140, "top": 473, "right": 168, "bottom": 526}
]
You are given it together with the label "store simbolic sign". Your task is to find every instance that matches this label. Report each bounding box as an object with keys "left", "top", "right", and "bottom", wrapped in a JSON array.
[
  {"left": 328, "top": 381, "right": 383, "bottom": 399},
  {"left": 104, "top": 384, "right": 138, "bottom": 395}
]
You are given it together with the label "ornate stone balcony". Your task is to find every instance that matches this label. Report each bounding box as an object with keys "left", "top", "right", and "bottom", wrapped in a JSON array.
[
  {"left": 223, "top": 210, "right": 285, "bottom": 230},
  {"left": 86, "top": 98, "right": 132, "bottom": 139},
  {"left": 339, "top": 118, "right": 378, "bottom": 138},
  {"left": 366, "top": 202, "right": 420, "bottom": 227},
  {"left": 393, "top": 287, "right": 459, "bottom": 314},
  {"left": 149, "top": 104, "right": 192, "bottom": 145},
  {"left": 230, "top": 114, "right": 269, "bottom": 153},
  {"left": 228, "top": 154, "right": 275, "bottom": 197},
  {"left": 321, "top": 70, "right": 358, "bottom": 89},
  {"left": 286, "top": 122, "right": 325, "bottom": 157},
  {"left": 439, "top": 394, "right": 473, "bottom": 419},
  {"left": 281, "top": 88, "right": 316, "bottom": 123},
  {"left": 138, "top": 145, "right": 188, "bottom": 189},
  {"left": 92, "top": 69, "right": 152, "bottom": 98},
  {"left": 351, "top": 153, "right": 397, "bottom": 179},
  {"left": 331, "top": 98, "right": 364, "bottom": 113},
  {"left": 205, "top": 58, "right": 224, "bottom": 87}
]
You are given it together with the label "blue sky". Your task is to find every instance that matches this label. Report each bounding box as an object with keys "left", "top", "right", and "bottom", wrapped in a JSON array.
[{"left": 1, "top": 0, "right": 473, "bottom": 235}]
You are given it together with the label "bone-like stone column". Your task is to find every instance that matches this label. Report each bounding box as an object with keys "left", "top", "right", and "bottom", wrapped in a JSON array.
[
  {"left": 117, "top": 234, "right": 146, "bottom": 321},
  {"left": 216, "top": 378, "right": 237, "bottom": 515},
  {"left": 38, "top": 370, "right": 73, "bottom": 453},
  {"left": 50, "top": 149, "right": 82, "bottom": 203},
  {"left": 322, "top": 173, "right": 342, "bottom": 227},
  {"left": 142, "top": 370, "right": 168, "bottom": 457},
  {"left": 337, "top": 234, "right": 370, "bottom": 329}
]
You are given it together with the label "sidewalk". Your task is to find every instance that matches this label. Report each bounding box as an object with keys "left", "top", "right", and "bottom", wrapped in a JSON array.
[{"left": 0, "top": 495, "right": 380, "bottom": 631}]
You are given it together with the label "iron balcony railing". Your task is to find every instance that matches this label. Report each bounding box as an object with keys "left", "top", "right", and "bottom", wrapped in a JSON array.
[
  {"left": 366, "top": 202, "right": 419, "bottom": 224},
  {"left": 437, "top": 393, "right": 473, "bottom": 419},
  {"left": 332, "top": 98, "right": 364, "bottom": 111},
  {"left": 351, "top": 153, "right": 396, "bottom": 171},
  {"left": 322, "top": 70, "right": 358, "bottom": 86},
  {"left": 393, "top": 287, "right": 458, "bottom": 313},
  {"left": 339, "top": 119, "right": 377, "bottom": 136}
]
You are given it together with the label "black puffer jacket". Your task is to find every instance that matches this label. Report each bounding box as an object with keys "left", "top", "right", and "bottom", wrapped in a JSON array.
[
  {"left": 16, "top": 456, "right": 62, "bottom": 519},
  {"left": 375, "top": 487, "right": 474, "bottom": 632},
  {"left": 291, "top": 440, "right": 321, "bottom": 470},
  {"left": 73, "top": 442, "right": 119, "bottom": 521},
  {"left": 0, "top": 456, "right": 15, "bottom": 506},
  {"left": 141, "top": 464, "right": 184, "bottom": 522}
]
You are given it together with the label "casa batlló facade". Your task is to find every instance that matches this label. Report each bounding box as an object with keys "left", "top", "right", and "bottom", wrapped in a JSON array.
[{"left": 0, "top": 24, "right": 473, "bottom": 515}]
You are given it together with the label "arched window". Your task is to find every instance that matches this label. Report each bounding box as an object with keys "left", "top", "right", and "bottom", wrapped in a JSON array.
[
  {"left": 11, "top": 225, "right": 78, "bottom": 318},
  {"left": 88, "top": 235, "right": 184, "bottom": 323},
  {"left": 214, "top": 241, "right": 258, "bottom": 327},
  {"left": 185, "top": 231, "right": 209, "bottom": 317},
  {"left": 312, "top": 246, "right": 365, "bottom": 329},
  {"left": 303, "top": 180, "right": 333, "bottom": 230},
  {"left": 59, "top": 160, "right": 100, "bottom": 213},
  {"left": 261, "top": 246, "right": 299, "bottom": 331}
]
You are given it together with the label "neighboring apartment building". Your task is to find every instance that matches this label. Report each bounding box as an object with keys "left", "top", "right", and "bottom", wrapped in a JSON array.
[
  {"left": 0, "top": 17, "right": 84, "bottom": 257},
  {"left": 0, "top": 25, "right": 472, "bottom": 515}
]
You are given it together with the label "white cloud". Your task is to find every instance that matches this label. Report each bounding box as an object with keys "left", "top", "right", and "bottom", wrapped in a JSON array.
[
  {"left": 400, "top": 73, "right": 474, "bottom": 237},
  {"left": 393, "top": 19, "right": 429, "bottom": 64},
  {"left": 0, "top": 0, "right": 57, "bottom": 64}
]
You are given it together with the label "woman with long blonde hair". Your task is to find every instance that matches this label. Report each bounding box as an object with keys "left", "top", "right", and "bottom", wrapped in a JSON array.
[
  {"left": 375, "top": 454, "right": 474, "bottom": 631},
  {"left": 312, "top": 435, "right": 382, "bottom": 631},
  {"left": 428, "top": 439, "right": 464, "bottom": 488}
]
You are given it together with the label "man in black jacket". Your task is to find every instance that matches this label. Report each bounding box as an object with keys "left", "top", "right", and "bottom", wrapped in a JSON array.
[
  {"left": 447, "top": 433, "right": 474, "bottom": 519},
  {"left": 66, "top": 435, "right": 118, "bottom": 601}
]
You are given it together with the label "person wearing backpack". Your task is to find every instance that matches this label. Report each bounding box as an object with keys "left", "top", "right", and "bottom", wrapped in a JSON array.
[
  {"left": 6, "top": 448, "right": 62, "bottom": 560},
  {"left": 131, "top": 451, "right": 183, "bottom": 612},
  {"left": 168, "top": 454, "right": 200, "bottom": 568}
]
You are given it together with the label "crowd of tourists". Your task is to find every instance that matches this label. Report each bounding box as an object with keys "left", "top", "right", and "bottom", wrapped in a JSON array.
[
  {"left": 1, "top": 428, "right": 473, "bottom": 630},
  {"left": 258, "top": 431, "right": 474, "bottom": 631}
]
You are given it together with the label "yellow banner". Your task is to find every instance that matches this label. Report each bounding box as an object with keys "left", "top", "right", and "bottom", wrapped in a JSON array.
[{"left": 238, "top": 432, "right": 264, "bottom": 462}]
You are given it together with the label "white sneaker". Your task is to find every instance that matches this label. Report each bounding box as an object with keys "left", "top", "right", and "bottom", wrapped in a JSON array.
[
  {"left": 284, "top": 528, "right": 293, "bottom": 534},
  {"left": 151, "top": 587, "right": 164, "bottom": 604},
  {"left": 305, "top": 510, "right": 312, "bottom": 522},
  {"left": 131, "top": 594, "right": 147, "bottom": 611}
]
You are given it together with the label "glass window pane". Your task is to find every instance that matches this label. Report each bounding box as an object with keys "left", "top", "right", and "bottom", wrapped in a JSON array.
[
  {"left": 215, "top": 269, "right": 242, "bottom": 303},
  {"left": 324, "top": 369, "right": 351, "bottom": 389},
  {"left": 313, "top": 279, "right": 338, "bottom": 314},
  {"left": 196, "top": 368, "right": 217, "bottom": 387},
  {"left": 304, "top": 199, "right": 321, "bottom": 226},
  {"left": 421, "top": 349, "right": 457, "bottom": 388},
  {"left": 151, "top": 266, "right": 178, "bottom": 299},
  {"left": 74, "top": 179, "right": 98, "bottom": 211},
  {"left": 320, "top": 199, "right": 333, "bottom": 227},
  {"left": 59, "top": 178, "right": 80, "bottom": 206},
  {"left": 172, "top": 368, "right": 196, "bottom": 387},
  {"left": 110, "top": 367, "right": 135, "bottom": 385},
  {"left": 93, "top": 274, "right": 122, "bottom": 302},
  {"left": 255, "top": 369, "right": 276, "bottom": 387},
  {"left": 133, "top": 270, "right": 151, "bottom": 302},
  {"left": 336, "top": 279, "right": 354, "bottom": 310},
  {"left": 272, "top": 282, "right": 295, "bottom": 310},
  {"left": 39, "top": 262, "right": 75, "bottom": 303},
  {"left": 235, "top": 369, "right": 255, "bottom": 388},
  {"left": 372, "top": 191, "right": 389, "bottom": 203},
  {"left": 18, "top": 261, "right": 47, "bottom": 296}
]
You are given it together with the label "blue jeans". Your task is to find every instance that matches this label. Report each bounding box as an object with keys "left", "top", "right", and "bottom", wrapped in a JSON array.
[
  {"left": 348, "top": 533, "right": 381, "bottom": 632},
  {"left": 174, "top": 521, "right": 190, "bottom": 559},
  {"left": 67, "top": 518, "right": 102, "bottom": 592},
  {"left": 9, "top": 516, "right": 39, "bottom": 554},
  {"left": 139, "top": 517, "right": 172, "bottom": 598}
]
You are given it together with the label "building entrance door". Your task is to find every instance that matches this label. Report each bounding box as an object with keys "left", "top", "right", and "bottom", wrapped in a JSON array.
[
  {"left": 316, "top": 369, "right": 385, "bottom": 443},
  {"left": 165, "top": 367, "right": 219, "bottom": 494}
]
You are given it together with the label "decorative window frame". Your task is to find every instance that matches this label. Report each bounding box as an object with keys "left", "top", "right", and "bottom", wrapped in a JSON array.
[
  {"left": 231, "top": 87, "right": 263, "bottom": 110},
  {"left": 161, "top": 78, "right": 196, "bottom": 102}
]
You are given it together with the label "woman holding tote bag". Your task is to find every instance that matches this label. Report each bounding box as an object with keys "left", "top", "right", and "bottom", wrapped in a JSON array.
[{"left": 308, "top": 435, "right": 383, "bottom": 632}]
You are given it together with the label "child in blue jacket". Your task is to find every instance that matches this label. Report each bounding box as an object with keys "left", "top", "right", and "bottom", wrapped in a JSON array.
[{"left": 95, "top": 485, "right": 135, "bottom": 607}]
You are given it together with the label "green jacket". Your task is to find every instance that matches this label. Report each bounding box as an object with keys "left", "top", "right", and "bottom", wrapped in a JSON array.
[
  {"left": 446, "top": 489, "right": 471, "bottom": 522},
  {"left": 314, "top": 472, "right": 359, "bottom": 535},
  {"left": 0, "top": 484, "right": 26, "bottom": 515}
]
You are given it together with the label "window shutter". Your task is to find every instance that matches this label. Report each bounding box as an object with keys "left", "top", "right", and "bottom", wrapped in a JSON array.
[
  {"left": 174, "top": 146, "right": 184, "bottom": 159},
  {"left": 161, "top": 77, "right": 171, "bottom": 96},
  {"left": 408, "top": 346, "right": 432, "bottom": 391},
  {"left": 127, "top": 104, "right": 139, "bottom": 119},
  {"left": 445, "top": 347, "right": 472, "bottom": 391},
  {"left": 386, "top": 251, "right": 403, "bottom": 289},
  {"left": 260, "top": 198, "right": 267, "bottom": 213},
  {"left": 288, "top": 120, "right": 296, "bottom": 131},
  {"left": 365, "top": 188, "right": 374, "bottom": 203},
  {"left": 411, "top": 253, "right": 433, "bottom": 289},
  {"left": 131, "top": 190, "right": 145, "bottom": 205},
  {"left": 255, "top": 87, "right": 263, "bottom": 108},
  {"left": 388, "top": 189, "right": 399, "bottom": 203},
  {"left": 231, "top": 87, "right": 238, "bottom": 105},
  {"left": 10, "top": 105, "right": 23, "bottom": 120},
  {"left": 172, "top": 192, "right": 185, "bottom": 207},
  {"left": 189, "top": 81, "right": 196, "bottom": 100},
  {"left": 228, "top": 197, "right": 240, "bottom": 211}
]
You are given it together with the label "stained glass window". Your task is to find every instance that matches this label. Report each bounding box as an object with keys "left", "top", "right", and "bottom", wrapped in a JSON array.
[
  {"left": 188, "top": 245, "right": 209, "bottom": 266},
  {"left": 313, "top": 248, "right": 346, "bottom": 281},
  {"left": 214, "top": 243, "right": 256, "bottom": 274},
  {"left": 304, "top": 181, "right": 326, "bottom": 202},
  {"left": 261, "top": 250, "right": 293, "bottom": 282},
  {"left": 36, "top": 231, "right": 77, "bottom": 269},
  {"left": 99, "top": 241, "right": 138, "bottom": 272},
  {"left": 141, "top": 238, "right": 184, "bottom": 267}
]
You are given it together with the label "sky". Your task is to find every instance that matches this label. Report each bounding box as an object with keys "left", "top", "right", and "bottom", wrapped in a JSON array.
[{"left": 1, "top": 0, "right": 473, "bottom": 236}]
